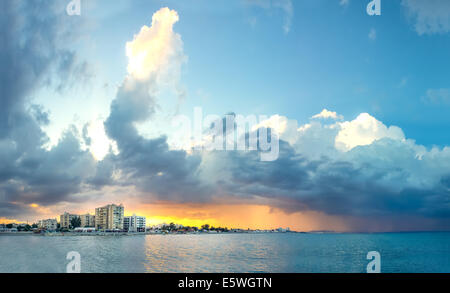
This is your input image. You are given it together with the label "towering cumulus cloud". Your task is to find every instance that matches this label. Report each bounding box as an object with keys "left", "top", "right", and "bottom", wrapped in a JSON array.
[
  {"left": 106, "top": 7, "right": 185, "bottom": 141},
  {"left": 126, "top": 8, "right": 185, "bottom": 82},
  {"left": 104, "top": 8, "right": 207, "bottom": 203}
]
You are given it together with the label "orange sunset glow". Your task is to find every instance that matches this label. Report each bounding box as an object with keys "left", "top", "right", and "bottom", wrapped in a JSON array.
[
  {"left": 1, "top": 202, "right": 351, "bottom": 232},
  {"left": 122, "top": 203, "right": 350, "bottom": 232}
]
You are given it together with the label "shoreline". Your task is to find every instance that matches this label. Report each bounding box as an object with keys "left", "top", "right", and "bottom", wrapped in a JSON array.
[
  {"left": 0, "top": 231, "right": 300, "bottom": 237},
  {"left": 1, "top": 231, "right": 448, "bottom": 237}
]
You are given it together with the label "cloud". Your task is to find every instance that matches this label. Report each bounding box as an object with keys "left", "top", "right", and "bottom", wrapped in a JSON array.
[
  {"left": 83, "top": 119, "right": 118, "bottom": 161},
  {"left": 110, "top": 105, "right": 449, "bottom": 227},
  {"left": 2, "top": 5, "right": 449, "bottom": 231},
  {"left": 311, "top": 109, "right": 344, "bottom": 120},
  {"left": 210, "top": 136, "right": 450, "bottom": 222},
  {"left": 208, "top": 112, "right": 450, "bottom": 225},
  {"left": 424, "top": 88, "right": 450, "bottom": 105},
  {"left": 401, "top": 0, "right": 450, "bottom": 35},
  {"left": 368, "top": 28, "right": 377, "bottom": 40},
  {"left": 398, "top": 77, "right": 408, "bottom": 88},
  {"left": 274, "top": 0, "right": 294, "bottom": 34},
  {"left": 102, "top": 38, "right": 450, "bottom": 232},
  {"left": 103, "top": 7, "right": 210, "bottom": 203},
  {"left": 126, "top": 7, "right": 186, "bottom": 82},
  {"left": 245, "top": 0, "right": 294, "bottom": 34},
  {"left": 339, "top": 0, "right": 350, "bottom": 7},
  {"left": 105, "top": 7, "right": 185, "bottom": 143},
  {"left": 0, "top": 0, "right": 96, "bottom": 216},
  {"left": 335, "top": 113, "right": 405, "bottom": 152}
]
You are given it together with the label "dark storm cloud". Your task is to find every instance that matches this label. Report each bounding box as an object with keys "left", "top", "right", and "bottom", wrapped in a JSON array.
[
  {"left": 87, "top": 154, "right": 115, "bottom": 189},
  {"left": 0, "top": 0, "right": 88, "bottom": 136},
  {"left": 0, "top": 0, "right": 94, "bottom": 215},
  {"left": 104, "top": 79, "right": 212, "bottom": 202},
  {"left": 218, "top": 138, "right": 450, "bottom": 224},
  {"left": 0, "top": 202, "right": 36, "bottom": 219}
]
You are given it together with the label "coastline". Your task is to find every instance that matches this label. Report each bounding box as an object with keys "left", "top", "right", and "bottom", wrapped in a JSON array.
[
  {"left": 1, "top": 231, "right": 446, "bottom": 237},
  {"left": 0, "top": 231, "right": 301, "bottom": 237}
]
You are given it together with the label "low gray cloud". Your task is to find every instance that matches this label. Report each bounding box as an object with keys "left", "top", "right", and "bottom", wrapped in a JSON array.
[
  {"left": 103, "top": 78, "right": 212, "bottom": 202},
  {"left": 208, "top": 137, "right": 450, "bottom": 223}
]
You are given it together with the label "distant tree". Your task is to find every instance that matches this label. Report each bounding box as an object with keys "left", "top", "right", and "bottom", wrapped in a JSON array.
[
  {"left": 17, "top": 225, "right": 31, "bottom": 232},
  {"left": 169, "top": 222, "right": 176, "bottom": 231},
  {"left": 201, "top": 224, "right": 210, "bottom": 231},
  {"left": 31, "top": 223, "right": 38, "bottom": 229},
  {"left": 6, "top": 224, "right": 13, "bottom": 229},
  {"left": 70, "top": 217, "right": 81, "bottom": 229}
]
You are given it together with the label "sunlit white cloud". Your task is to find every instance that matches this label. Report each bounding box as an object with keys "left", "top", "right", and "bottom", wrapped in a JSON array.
[
  {"left": 126, "top": 7, "right": 186, "bottom": 82},
  {"left": 311, "top": 109, "right": 344, "bottom": 120},
  {"left": 84, "top": 119, "right": 118, "bottom": 161},
  {"left": 335, "top": 113, "right": 405, "bottom": 152}
]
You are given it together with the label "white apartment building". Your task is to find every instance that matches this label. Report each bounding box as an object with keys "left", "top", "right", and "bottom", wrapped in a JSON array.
[
  {"left": 38, "top": 219, "right": 58, "bottom": 231},
  {"left": 95, "top": 204, "right": 124, "bottom": 230},
  {"left": 123, "top": 214, "right": 146, "bottom": 232},
  {"left": 60, "top": 212, "right": 79, "bottom": 229},
  {"left": 80, "top": 214, "right": 95, "bottom": 227}
]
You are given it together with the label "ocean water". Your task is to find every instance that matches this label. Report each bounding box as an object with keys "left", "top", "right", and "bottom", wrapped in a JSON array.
[{"left": 0, "top": 232, "right": 448, "bottom": 273}]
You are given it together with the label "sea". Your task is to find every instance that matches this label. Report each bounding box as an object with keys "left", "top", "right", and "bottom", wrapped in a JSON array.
[{"left": 0, "top": 232, "right": 448, "bottom": 273}]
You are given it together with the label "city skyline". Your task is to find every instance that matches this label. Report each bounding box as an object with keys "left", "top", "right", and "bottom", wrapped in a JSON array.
[
  {"left": 3, "top": 202, "right": 293, "bottom": 232},
  {"left": 1, "top": 0, "right": 450, "bottom": 232}
]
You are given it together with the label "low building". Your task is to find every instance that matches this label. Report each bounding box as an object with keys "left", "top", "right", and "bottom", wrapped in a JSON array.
[
  {"left": 80, "top": 214, "right": 95, "bottom": 228},
  {"left": 38, "top": 219, "right": 58, "bottom": 231},
  {"left": 277, "top": 227, "right": 290, "bottom": 233},
  {"left": 60, "top": 212, "right": 79, "bottom": 229},
  {"left": 74, "top": 227, "right": 96, "bottom": 233},
  {"left": 123, "top": 214, "right": 146, "bottom": 232}
]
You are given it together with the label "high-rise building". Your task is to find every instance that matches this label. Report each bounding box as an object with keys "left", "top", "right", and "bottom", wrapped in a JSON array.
[
  {"left": 38, "top": 219, "right": 58, "bottom": 231},
  {"left": 60, "top": 212, "right": 79, "bottom": 229},
  {"left": 95, "top": 204, "right": 124, "bottom": 230},
  {"left": 80, "top": 214, "right": 95, "bottom": 227},
  {"left": 95, "top": 206, "right": 108, "bottom": 230},
  {"left": 124, "top": 214, "right": 146, "bottom": 232}
]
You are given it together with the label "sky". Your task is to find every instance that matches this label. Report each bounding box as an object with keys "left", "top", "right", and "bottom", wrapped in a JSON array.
[{"left": 1, "top": 0, "right": 449, "bottom": 232}]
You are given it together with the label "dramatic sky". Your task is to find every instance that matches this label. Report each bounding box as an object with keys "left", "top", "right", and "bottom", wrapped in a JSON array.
[{"left": 1, "top": 0, "right": 449, "bottom": 232}]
